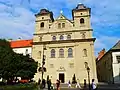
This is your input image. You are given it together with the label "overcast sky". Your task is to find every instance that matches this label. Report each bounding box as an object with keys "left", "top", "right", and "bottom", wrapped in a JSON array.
[{"left": 0, "top": 0, "right": 120, "bottom": 56}]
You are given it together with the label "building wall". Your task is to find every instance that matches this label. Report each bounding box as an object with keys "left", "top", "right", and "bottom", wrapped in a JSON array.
[
  {"left": 13, "top": 47, "right": 32, "bottom": 57},
  {"left": 112, "top": 52, "right": 120, "bottom": 83},
  {"left": 96, "top": 51, "right": 113, "bottom": 83},
  {"left": 32, "top": 4, "right": 97, "bottom": 83}
]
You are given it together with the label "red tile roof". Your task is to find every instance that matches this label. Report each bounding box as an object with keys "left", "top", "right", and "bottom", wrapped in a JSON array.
[{"left": 10, "top": 39, "right": 33, "bottom": 48}]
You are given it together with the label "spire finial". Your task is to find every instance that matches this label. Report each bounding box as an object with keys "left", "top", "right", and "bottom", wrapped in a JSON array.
[
  {"left": 60, "top": 10, "right": 63, "bottom": 14},
  {"left": 78, "top": 3, "right": 82, "bottom": 4}
]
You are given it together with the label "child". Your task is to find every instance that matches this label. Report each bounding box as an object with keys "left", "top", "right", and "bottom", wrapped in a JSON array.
[
  {"left": 68, "top": 80, "right": 71, "bottom": 88},
  {"left": 91, "top": 79, "right": 97, "bottom": 90}
]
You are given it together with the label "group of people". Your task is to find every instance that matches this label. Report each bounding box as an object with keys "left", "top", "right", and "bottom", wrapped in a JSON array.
[
  {"left": 38, "top": 78, "right": 97, "bottom": 90},
  {"left": 68, "top": 79, "right": 97, "bottom": 90}
]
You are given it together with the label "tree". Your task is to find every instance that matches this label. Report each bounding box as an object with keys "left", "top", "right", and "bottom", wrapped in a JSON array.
[
  {"left": 72, "top": 74, "right": 77, "bottom": 84},
  {"left": 0, "top": 39, "right": 38, "bottom": 82}
]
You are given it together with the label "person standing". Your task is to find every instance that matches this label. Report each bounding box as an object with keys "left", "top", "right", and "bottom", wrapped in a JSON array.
[
  {"left": 68, "top": 80, "right": 71, "bottom": 88},
  {"left": 47, "top": 79, "right": 51, "bottom": 90},
  {"left": 75, "top": 79, "right": 81, "bottom": 88},
  {"left": 56, "top": 79, "right": 60, "bottom": 90},
  {"left": 91, "top": 79, "right": 97, "bottom": 90},
  {"left": 84, "top": 79, "right": 87, "bottom": 88}
]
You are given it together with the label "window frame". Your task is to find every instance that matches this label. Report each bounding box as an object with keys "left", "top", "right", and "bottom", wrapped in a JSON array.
[
  {"left": 52, "top": 36, "right": 56, "bottom": 41},
  {"left": 83, "top": 49, "right": 87, "bottom": 57},
  {"left": 51, "top": 49, "right": 55, "bottom": 58},
  {"left": 59, "top": 48, "right": 64, "bottom": 58},
  {"left": 60, "top": 35, "right": 64, "bottom": 40},
  {"left": 68, "top": 48, "right": 73, "bottom": 58},
  {"left": 40, "top": 22, "right": 44, "bottom": 28},
  {"left": 62, "top": 23, "right": 65, "bottom": 28},
  {"left": 67, "top": 34, "right": 71, "bottom": 40},
  {"left": 116, "top": 56, "right": 120, "bottom": 63},
  {"left": 80, "top": 18, "right": 85, "bottom": 24},
  {"left": 58, "top": 23, "right": 61, "bottom": 28}
]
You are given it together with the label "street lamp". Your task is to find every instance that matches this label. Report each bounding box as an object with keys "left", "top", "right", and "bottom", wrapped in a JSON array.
[
  {"left": 84, "top": 62, "right": 91, "bottom": 90},
  {"left": 41, "top": 45, "right": 47, "bottom": 82},
  {"left": 87, "top": 67, "right": 90, "bottom": 90}
]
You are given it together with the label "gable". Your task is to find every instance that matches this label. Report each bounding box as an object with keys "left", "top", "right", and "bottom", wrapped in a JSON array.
[{"left": 49, "top": 14, "right": 73, "bottom": 32}]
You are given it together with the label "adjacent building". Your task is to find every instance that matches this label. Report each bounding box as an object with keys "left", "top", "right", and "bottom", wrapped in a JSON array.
[
  {"left": 97, "top": 40, "right": 120, "bottom": 84},
  {"left": 10, "top": 39, "right": 32, "bottom": 57},
  {"left": 32, "top": 4, "right": 97, "bottom": 83}
]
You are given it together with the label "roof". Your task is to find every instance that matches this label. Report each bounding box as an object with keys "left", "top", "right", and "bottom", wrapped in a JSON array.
[
  {"left": 111, "top": 40, "right": 120, "bottom": 50},
  {"left": 96, "top": 40, "right": 120, "bottom": 63},
  {"left": 10, "top": 39, "right": 33, "bottom": 48}
]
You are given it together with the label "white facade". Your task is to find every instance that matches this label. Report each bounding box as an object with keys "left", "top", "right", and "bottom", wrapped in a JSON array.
[
  {"left": 13, "top": 47, "right": 32, "bottom": 57},
  {"left": 112, "top": 52, "right": 120, "bottom": 83}
]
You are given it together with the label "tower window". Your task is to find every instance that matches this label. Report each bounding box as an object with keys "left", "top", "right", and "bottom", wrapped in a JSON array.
[
  {"left": 62, "top": 23, "right": 65, "bottom": 28},
  {"left": 83, "top": 49, "right": 87, "bottom": 57},
  {"left": 68, "top": 48, "right": 73, "bottom": 57},
  {"left": 40, "top": 22, "right": 44, "bottom": 28},
  {"left": 60, "top": 35, "right": 64, "bottom": 40},
  {"left": 52, "top": 36, "right": 56, "bottom": 41},
  {"left": 80, "top": 18, "right": 84, "bottom": 24},
  {"left": 59, "top": 48, "right": 64, "bottom": 58},
  {"left": 58, "top": 23, "right": 61, "bottom": 28},
  {"left": 67, "top": 34, "right": 71, "bottom": 40},
  {"left": 51, "top": 49, "right": 55, "bottom": 58}
]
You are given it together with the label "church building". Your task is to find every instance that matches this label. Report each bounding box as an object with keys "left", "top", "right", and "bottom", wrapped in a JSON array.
[{"left": 32, "top": 4, "right": 97, "bottom": 83}]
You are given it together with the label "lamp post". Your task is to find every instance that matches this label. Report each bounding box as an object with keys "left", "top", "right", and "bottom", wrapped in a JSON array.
[
  {"left": 41, "top": 45, "right": 47, "bottom": 82},
  {"left": 84, "top": 62, "right": 91, "bottom": 90},
  {"left": 87, "top": 67, "right": 90, "bottom": 90}
]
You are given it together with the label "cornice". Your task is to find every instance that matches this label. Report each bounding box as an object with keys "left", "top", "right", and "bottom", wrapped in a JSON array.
[
  {"left": 34, "top": 29, "right": 93, "bottom": 35},
  {"left": 32, "top": 38, "right": 96, "bottom": 45}
]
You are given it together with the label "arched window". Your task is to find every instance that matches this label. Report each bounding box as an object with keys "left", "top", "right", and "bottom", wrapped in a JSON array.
[
  {"left": 67, "top": 34, "right": 71, "bottom": 40},
  {"left": 40, "top": 22, "right": 44, "bottom": 28},
  {"left": 51, "top": 49, "right": 55, "bottom": 58},
  {"left": 59, "top": 48, "right": 64, "bottom": 58},
  {"left": 60, "top": 35, "right": 64, "bottom": 40},
  {"left": 83, "top": 49, "right": 87, "bottom": 57},
  {"left": 52, "top": 36, "right": 56, "bottom": 41},
  {"left": 58, "top": 23, "right": 61, "bottom": 28},
  {"left": 68, "top": 48, "right": 73, "bottom": 57},
  {"left": 62, "top": 23, "right": 65, "bottom": 28},
  {"left": 80, "top": 18, "right": 84, "bottom": 24}
]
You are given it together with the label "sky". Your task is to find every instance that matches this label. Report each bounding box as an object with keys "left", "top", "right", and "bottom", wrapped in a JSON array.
[{"left": 0, "top": 0, "right": 120, "bottom": 56}]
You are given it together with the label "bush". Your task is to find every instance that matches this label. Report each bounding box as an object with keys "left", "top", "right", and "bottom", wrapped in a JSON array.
[{"left": 0, "top": 83, "right": 37, "bottom": 90}]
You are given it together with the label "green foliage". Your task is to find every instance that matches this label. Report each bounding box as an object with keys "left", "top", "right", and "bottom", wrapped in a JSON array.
[
  {"left": 0, "top": 83, "right": 37, "bottom": 90},
  {"left": 72, "top": 74, "right": 77, "bottom": 84},
  {"left": 0, "top": 39, "right": 38, "bottom": 80}
]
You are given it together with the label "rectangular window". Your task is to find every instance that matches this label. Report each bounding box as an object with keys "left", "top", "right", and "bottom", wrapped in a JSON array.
[
  {"left": 58, "top": 23, "right": 61, "bottom": 28},
  {"left": 116, "top": 56, "right": 120, "bottom": 63},
  {"left": 62, "top": 23, "right": 65, "bottom": 28}
]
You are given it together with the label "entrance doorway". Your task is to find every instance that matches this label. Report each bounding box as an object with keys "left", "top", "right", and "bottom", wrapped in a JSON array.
[{"left": 59, "top": 73, "right": 65, "bottom": 83}]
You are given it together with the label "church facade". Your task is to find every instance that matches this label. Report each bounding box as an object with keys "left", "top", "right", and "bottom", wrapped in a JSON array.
[{"left": 32, "top": 4, "right": 97, "bottom": 83}]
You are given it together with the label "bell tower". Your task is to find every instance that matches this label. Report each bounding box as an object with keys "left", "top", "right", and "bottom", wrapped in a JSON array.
[
  {"left": 72, "top": 3, "right": 91, "bottom": 29},
  {"left": 35, "top": 9, "right": 54, "bottom": 33}
]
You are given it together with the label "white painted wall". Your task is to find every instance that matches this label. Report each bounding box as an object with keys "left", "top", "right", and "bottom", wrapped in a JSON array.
[
  {"left": 13, "top": 47, "right": 32, "bottom": 57},
  {"left": 112, "top": 52, "right": 120, "bottom": 83}
]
